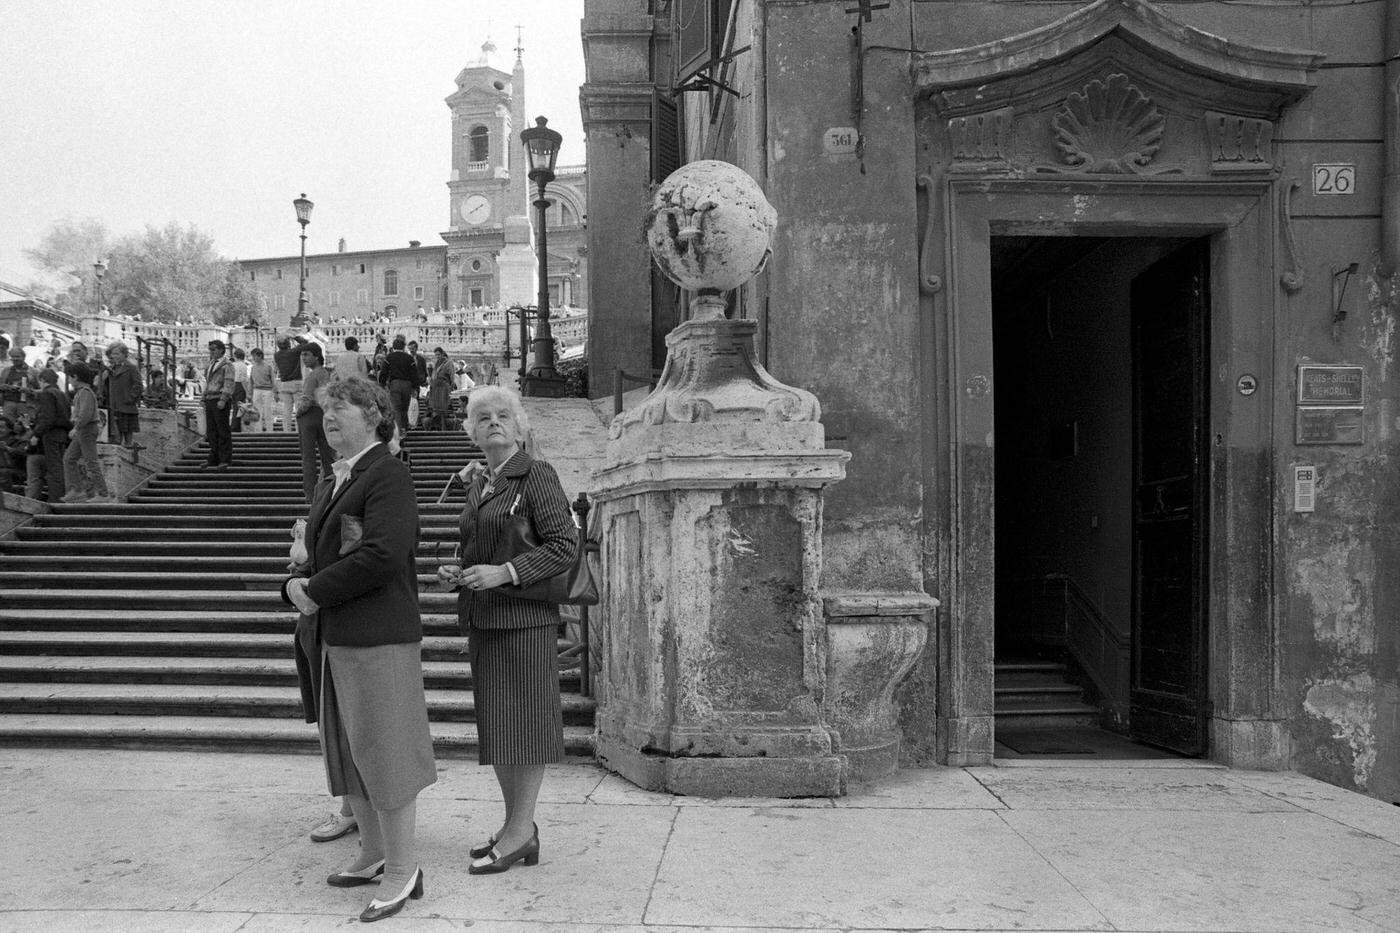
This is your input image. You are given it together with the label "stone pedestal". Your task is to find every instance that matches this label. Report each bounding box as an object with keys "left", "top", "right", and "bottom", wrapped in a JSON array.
[
  {"left": 588, "top": 160, "right": 931, "bottom": 796},
  {"left": 591, "top": 316, "right": 850, "bottom": 797}
]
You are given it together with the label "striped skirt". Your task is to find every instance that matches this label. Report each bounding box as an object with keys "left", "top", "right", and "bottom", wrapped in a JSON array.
[
  {"left": 320, "top": 642, "right": 437, "bottom": 810},
  {"left": 469, "top": 624, "right": 565, "bottom": 765}
]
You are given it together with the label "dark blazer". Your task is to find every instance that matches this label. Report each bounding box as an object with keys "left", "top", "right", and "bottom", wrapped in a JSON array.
[
  {"left": 283, "top": 443, "right": 422, "bottom": 647},
  {"left": 456, "top": 450, "right": 575, "bottom": 631}
]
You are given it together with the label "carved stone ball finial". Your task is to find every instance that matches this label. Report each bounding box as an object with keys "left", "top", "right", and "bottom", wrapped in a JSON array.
[{"left": 646, "top": 160, "right": 778, "bottom": 320}]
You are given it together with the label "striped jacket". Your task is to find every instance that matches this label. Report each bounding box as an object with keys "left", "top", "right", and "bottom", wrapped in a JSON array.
[{"left": 456, "top": 450, "right": 576, "bottom": 631}]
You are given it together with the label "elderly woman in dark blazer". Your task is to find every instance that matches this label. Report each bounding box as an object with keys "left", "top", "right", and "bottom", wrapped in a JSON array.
[
  {"left": 444, "top": 385, "right": 575, "bottom": 874},
  {"left": 284, "top": 376, "right": 436, "bottom": 923}
]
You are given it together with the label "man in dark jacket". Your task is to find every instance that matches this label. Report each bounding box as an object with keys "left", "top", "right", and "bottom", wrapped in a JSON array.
[
  {"left": 273, "top": 336, "right": 303, "bottom": 433},
  {"left": 203, "top": 340, "right": 237, "bottom": 470},
  {"left": 28, "top": 368, "right": 70, "bottom": 501},
  {"left": 377, "top": 336, "right": 420, "bottom": 435}
]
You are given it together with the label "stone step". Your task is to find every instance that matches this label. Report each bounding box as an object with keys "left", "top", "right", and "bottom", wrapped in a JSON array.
[
  {"left": 0, "top": 682, "right": 596, "bottom": 724},
  {"left": 0, "top": 714, "right": 595, "bottom": 757},
  {"left": 13, "top": 525, "right": 460, "bottom": 542},
  {"left": 0, "top": 631, "right": 484, "bottom": 660},
  {"left": 0, "top": 555, "right": 457, "bottom": 573},
  {"left": 995, "top": 684, "right": 1086, "bottom": 704},
  {"left": 0, "top": 608, "right": 463, "bottom": 635},
  {"left": 0, "top": 540, "right": 461, "bottom": 556},
  {"left": 992, "top": 705, "right": 1100, "bottom": 729},
  {"left": 46, "top": 502, "right": 463, "bottom": 516},
  {"left": 0, "top": 571, "right": 461, "bottom": 590},
  {"left": 0, "top": 588, "right": 461, "bottom": 611}
]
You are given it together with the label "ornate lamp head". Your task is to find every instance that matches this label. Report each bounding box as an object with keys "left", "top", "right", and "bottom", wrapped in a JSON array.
[
  {"left": 646, "top": 160, "right": 777, "bottom": 320},
  {"left": 293, "top": 193, "right": 314, "bottom": 228}
]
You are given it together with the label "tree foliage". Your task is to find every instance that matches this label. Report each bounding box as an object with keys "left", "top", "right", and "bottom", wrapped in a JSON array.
[
  {"left": 21, "top": 218, "right": 263, "bottom": 326},
  {"left": 22, "top": 217, "right": 111, "bottom": 312}
]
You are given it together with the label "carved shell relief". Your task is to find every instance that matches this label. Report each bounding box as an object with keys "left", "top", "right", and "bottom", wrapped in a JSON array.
[{"left": 1045, "top": 74, "right": 1166, "bottom": 174}]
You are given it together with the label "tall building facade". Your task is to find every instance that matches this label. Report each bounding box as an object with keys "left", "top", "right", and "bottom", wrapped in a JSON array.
[
  {"left": 583, "top": 0, "right": 1400, "bottom": 803},
  {"left": 240, "top": 38, "right": 587, "bottom": 329}
]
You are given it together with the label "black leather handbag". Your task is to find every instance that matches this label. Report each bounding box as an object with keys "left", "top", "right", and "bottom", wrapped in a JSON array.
[{"left": 491, "top": 483, "right": 598, "bottom": 606}]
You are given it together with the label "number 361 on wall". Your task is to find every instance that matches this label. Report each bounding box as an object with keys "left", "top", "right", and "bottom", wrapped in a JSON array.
[{"left": 1313, "top": 163, "right": 1356, "bottom": 195}]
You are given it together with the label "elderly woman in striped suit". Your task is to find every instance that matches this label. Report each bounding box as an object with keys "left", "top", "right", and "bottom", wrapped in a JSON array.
[{"left": 444, "top": 385, "right": 575, "bottom": 874}]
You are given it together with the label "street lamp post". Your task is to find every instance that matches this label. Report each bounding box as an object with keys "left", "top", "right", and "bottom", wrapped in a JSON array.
[
  {"left": 292, "top": 193, "right": 314, "bottom": 328},
  {"left": 519, "top": 116, "right": 568, "bottom": 397},
  {"left": 92, "top": 258, "right": 108, "bottom": 314}
]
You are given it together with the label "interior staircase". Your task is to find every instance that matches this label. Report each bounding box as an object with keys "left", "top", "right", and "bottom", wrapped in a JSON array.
[
  {"left": 0, "top": 431, "right": 595, "bottom": 757},
  {"left": 994, "top": 657, "right": 1099, "bottom": 731}
]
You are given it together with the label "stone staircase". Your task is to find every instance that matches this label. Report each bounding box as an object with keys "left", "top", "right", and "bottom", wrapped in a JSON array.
[
  {"left": 0, "top": 431, "right": 595, "bottom": 757},
  {"left": 994, "top": 658, "right": 1099, "bottom": 730}
]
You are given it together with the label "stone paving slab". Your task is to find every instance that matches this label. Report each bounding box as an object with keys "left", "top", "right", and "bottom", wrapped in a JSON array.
[
  {"left": 647, "top": 808, "right": 1110, "bottom": 930},
  {"left": 966, "top": 766, "right": 1300, "bottom": 812},
  {"left": 1004, "top": 808, "right": 1400, "bottom": 932},
  {"left": 5, "top": 750, "right": 1400, "bottom": 932}
]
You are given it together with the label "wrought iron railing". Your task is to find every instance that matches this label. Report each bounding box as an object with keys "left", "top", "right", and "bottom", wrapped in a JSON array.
[{"left": 613, "top": 368, "right": 660, "bottom": 415}]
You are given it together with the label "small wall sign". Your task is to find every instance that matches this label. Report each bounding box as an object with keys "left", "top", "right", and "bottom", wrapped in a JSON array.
[
  {"left": 1237, "top": 374, "right": 1258, "bottom": 396},
  {"left": 1298, "top": 364, "right": 1364, "bottom": 404},
  {"left": 1293, "top": 465, "right": 1316, "bottom": 513},
  {"left": 1312, "top": 163, "right": 1356, "bottom": 196},
  {"left": 823, "top": 127, "right": 860, "bottom": 156},
  {"left": 1296, "top": 406, "right": 1364, "bottom": 445}
]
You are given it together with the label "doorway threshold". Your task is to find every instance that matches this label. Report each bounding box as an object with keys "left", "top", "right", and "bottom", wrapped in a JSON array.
[{"left": 993, "top": 725, "right": 1218, "bottom": 768}]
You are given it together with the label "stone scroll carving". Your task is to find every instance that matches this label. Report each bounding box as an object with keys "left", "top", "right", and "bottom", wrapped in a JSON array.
[
  {"left": 1280, "top": 177, "right": 1304, "bottom": 294},
  {"left": 1040, "top": 74, "right": 1165, "bottom": 174},
  {"left": 916, "top": 174, "right": 943, "bottom": 294}
]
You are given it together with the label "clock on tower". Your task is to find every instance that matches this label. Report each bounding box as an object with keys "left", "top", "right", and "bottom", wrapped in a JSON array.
[{"left": 460, "top": 194, "right": 492, "bottom": 226}]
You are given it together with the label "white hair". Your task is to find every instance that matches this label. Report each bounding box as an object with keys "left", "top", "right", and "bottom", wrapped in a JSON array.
[{"left": 464, "top": 385, "right": 531, "bottom": 443}]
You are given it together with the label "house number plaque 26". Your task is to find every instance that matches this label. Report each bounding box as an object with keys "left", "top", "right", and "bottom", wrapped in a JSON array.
[{"left": 1313, "top": 163, "right": 1356, "bottom": 195}]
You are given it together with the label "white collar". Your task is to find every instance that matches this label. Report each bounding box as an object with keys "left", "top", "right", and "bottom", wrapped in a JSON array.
[{"left": 332, "top": 441, "right": 381, "bottom": 481}]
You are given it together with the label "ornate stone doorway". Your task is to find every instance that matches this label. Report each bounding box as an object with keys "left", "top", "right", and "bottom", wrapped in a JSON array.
[{"left": 912, "top": 0, "right": 1321, "bottom": 766}]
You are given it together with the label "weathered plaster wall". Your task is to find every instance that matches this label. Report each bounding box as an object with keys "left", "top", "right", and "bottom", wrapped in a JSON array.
[{"left": 762, "top": 1, "right": 925, "bottom": 593}]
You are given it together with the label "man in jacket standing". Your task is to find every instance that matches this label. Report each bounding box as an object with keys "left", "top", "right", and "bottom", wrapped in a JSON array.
[
  {"left": 294, "top": 343, "right": 334, "bottom": 502},
  {"left": 0, "top": 348, "right": 37, "bottom": 422},
  {"left": 247, "top": 348, "right": 277, "bottom": 432},
  {"left": 203, "top": 340, "right": 237, "bottom": 470},
  {"left": 28, "top": 368, "right": 70, "bottom": 501},
  {"left": 60, "top": 363, "right": 112, "bottom": 503},
  {"left": 377, "top": 336, "right": 420, "bottom": 436},
  {"left": 273, "top": 336, "right": 303, "bottom": 433}
]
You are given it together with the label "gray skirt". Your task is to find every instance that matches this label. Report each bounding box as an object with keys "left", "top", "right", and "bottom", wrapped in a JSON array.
[
  {"left": 320, "top": 642, "right": 437, "bottom": 810},
  {"left": 470, "top": 624, "right": 565, "bottom": 765}
]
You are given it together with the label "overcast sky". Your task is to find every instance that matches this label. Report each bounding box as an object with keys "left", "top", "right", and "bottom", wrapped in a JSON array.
[{"left": 0, "top": 0, "right": 586, "bottom": 284}]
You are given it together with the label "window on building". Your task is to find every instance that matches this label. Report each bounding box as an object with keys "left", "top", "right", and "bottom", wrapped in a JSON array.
[
  {"left": 356, "top": 288, "right": 368, "bottom": 305},
  {"left": 358, "top": 263, "right": 366, "bottom": 274},
  {"left": 673, "top": 0, "right": 729, "bottom": 85},
  {"left": 469, "top": 287, "right": 485, "bottom": 306},
  {"left": 276, "top": 268, "right": 283, "bottom": 280},
  {"left": 249, "top": 269, "right": 256, "bottom": 282},
  {"left": 329, "top": 291, "right": 341, "bottom": 307},
  {"left": 384, "top": 270, "right": 398, "bottom": 296},
  {"left": 468, "top": 125, "right": 489, "bottom": 163},
  {"left": 332, "top": 264, "right": 339, "bottom": 276},
  {"left": 273, "top": 294, "right": 286, "bottom": 310},
  {"left": 413, "top": 285, "right": 424, "bottom": 300}
]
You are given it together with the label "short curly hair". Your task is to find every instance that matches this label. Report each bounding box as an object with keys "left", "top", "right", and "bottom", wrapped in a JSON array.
[
  {"left": 464, "top": 385, "right": 530, "bottom": 443},
  {"left": 322, "top": 376, "right": 395, "bottom": 443}
]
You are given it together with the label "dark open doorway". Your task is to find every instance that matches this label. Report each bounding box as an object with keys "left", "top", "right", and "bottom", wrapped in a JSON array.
[{"left": 991, "top": 235, "right": 1210, "bottom": 759}]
